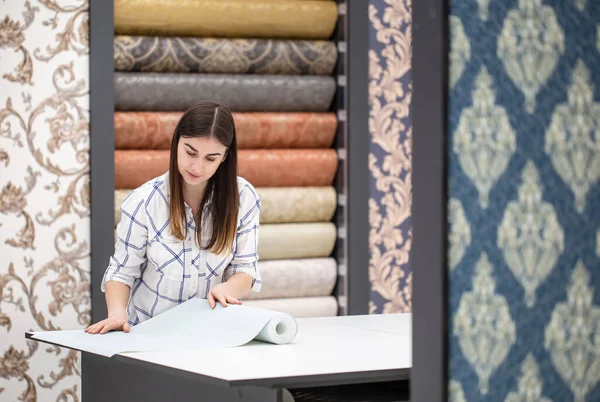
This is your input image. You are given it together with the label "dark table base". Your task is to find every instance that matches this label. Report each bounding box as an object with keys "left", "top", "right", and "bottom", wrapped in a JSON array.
[{"left": 82, "top": 353, "right": 409, "bottom": 402}]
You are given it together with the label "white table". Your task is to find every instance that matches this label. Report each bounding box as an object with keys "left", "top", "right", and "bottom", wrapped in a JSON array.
[{"left": 31, "top": 314, "right": 412, "bottom": 402}]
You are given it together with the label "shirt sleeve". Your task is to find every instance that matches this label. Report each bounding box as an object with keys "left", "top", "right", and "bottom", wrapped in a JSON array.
[
  {"left": 101, "top": 191, "right": 148, "bottom": 291},
  {"left": 223, "top": 183, "right": 261, "bottom": 293}
]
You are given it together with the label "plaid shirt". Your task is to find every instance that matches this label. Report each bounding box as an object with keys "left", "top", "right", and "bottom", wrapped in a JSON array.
[{"left": 102, "top": 172, "right": 261, "bottom": 326}]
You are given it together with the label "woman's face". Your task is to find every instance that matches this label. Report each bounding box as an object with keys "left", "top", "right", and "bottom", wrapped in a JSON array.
[{"left": 177, "top": 136, "right": 227, "bottom": 187}]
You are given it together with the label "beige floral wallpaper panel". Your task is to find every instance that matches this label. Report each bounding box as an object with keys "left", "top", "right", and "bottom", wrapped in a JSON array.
[
  {"left": 368, "top": 0, "right": 412, "bottom": 314},
  {"left": 0, "top": 1, "right": 90, "bottom": 401}
]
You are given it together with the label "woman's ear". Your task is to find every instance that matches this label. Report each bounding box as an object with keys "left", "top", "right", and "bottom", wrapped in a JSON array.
[{"left": 221, "top": 150, "right": 228, "bottom": 163}]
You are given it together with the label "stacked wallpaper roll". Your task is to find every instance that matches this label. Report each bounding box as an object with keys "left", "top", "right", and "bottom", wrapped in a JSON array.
[{"left": 113, "top": 0, "right": 340, "bottom": 318}]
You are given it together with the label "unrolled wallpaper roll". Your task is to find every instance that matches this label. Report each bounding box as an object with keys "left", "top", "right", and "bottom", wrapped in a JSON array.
[
  {"left": 242, "top": 296, "right": 338, "bottom": 318},
  {"left": 114, "top": 73, "right": 336, "bottom": 112},
  {"left": 115, "top": 150, "right": 338, "bottom": 189},
  {"left": 244, "top": 258, "right": 337, "bottom": 300},
  {"left": 258, "top": 222, "right": 336, "bottom": 260},
  {"left": 115, "top": 186, "right": 337, "bottom": 226},
  {"left": 28, "top": 298, "right": 298, "bottom": 358},
  {"left": 114, "top": 0, "right": 338, "bottom": 40},
  {"left": 114, "top": 36, "right": 337, "bottom": 75},
  {"left": 255, "top": 187, "right": 336, "bottom": 223},
  {"left": 114, "top": 112, "right": 337, "bottom": 150}
]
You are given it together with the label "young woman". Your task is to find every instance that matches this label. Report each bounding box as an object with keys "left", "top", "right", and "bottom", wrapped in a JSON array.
[{"left": 85, "top": 101, "right": 261, "bottom": 335}]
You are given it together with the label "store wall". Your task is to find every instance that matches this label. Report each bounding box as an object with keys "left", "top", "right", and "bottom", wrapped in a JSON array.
[
  {"left": 448, "top": 0, "right": 600, "bottom": 400},
  {"left": 368, "top": 0, "right": 413, "bottom": 314},
  {"left": 0, "top": 1, "right": 90, "bottom": 400}
]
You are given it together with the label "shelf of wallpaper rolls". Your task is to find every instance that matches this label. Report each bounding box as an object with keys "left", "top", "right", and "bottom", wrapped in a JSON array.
[{"left": 89, "top": 0, "right": 370, "bottom": 323}]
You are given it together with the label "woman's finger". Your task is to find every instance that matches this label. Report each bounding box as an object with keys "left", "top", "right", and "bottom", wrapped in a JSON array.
[
  {"left": 226, "top": 296, "right": 241, "bottom": 305},
  {"left": 100, "top": 324, "right": 111, "bottom": 334},
  {"left": 207, "top": 291, "right": 216, "bottom": 309},
  {"left": 217, "top": 294, "right": 228, "bottom": 307},
  {"left": 123, "top": 322, "right": 131, "bottom": 333}
]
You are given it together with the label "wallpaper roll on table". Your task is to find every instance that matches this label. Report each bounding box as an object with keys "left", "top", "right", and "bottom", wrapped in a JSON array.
[
  {"left": 115, "top": 112, "right": 337, "bottom": 150},
  {"left": 114, "top": 36, "right": 337, "bottom": 75},
  {"left": 244, "top": 258, "right": 337, "bottom": 300},
  {"left": 114, "top": 73, "right": 336, "bottom": 112},
  {"left": 115, "top": 186, "right": 337, "bottom": 226},
  {"left": 115, "top": 150, "right": 338, "bottom": 189},
  {"left": 258, "top": 223, "right": 336, "bottom": 260},
  {"left": 242, "top": 297, "right": 338, "bottom": 318},
  {"left": 114, "top": 0, "right": 338, "bottom": 40},
  {"left": 238, "top": 150, "right": 337, "bottom": 188},
  {"left": 256, "top": 187, "right": 336, "bottom": 223}
]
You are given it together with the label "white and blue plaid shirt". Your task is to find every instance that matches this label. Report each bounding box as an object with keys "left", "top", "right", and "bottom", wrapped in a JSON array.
[{"left": 101, "top": 172, "right": 261, "bottom": 326}]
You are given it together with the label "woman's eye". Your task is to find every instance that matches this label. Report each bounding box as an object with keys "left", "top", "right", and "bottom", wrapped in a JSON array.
[
  {"left": 186, "top": 151, "right": 196, "bottom": 156},
  {"left": 206, "top": 158, "right": 216, "bottom": 162}
]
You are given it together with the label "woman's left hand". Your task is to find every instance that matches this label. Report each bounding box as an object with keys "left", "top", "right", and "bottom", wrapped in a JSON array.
[{"left": 207, "top": 283, "right": 242, "bottom": 309}]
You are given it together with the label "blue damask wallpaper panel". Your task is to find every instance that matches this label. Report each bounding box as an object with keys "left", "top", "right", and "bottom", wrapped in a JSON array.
[
  {"left": 448, "top": 0, "right": 600, "bottom": 401},
  {"left": 368, "top": 0, "right": 413, "bottom": 314}
]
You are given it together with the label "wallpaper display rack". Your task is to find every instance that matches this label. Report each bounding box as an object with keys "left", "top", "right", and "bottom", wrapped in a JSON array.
[{"left": 90, "top": 0, "right": 370, "bottom": 324}]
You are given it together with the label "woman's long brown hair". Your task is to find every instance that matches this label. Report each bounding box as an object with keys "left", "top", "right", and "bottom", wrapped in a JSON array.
[{"left": 168, "top": 102, "right": 239, "bottom": 255}]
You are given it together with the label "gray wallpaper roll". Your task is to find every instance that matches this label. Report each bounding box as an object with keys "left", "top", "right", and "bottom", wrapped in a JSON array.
[
  {"left": 242, "top": 297, "right": 338, "bottom": 318},
  {"left": 244, "top": 258, "right": 337, "bottom": 300},
  {"left": 115, "top": 72, "right": 336, "bottom": 112},
  {"left": 258, "top": 223, "right": 336, "bottom": 260}
]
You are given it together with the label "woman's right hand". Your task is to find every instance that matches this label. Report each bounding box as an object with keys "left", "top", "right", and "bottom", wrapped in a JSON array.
[{"left": 84, "top": 312, "right": 130, "bottom": 335}]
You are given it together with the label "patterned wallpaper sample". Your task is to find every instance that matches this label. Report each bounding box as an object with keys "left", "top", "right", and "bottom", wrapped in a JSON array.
[
  {"left": 448, "top": 0, "right": 600, "bottom": 401},
  {"left": 0, "top": 1, "right": 90, "bottom": 401},
  {"left": 368, "top": 0, "right": 413, "bottom": 314}
]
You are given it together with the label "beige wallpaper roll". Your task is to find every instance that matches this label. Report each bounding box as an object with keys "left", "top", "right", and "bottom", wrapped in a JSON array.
[
  {"left": 256, "top": 187, "right": 337, "bottom": 223},
  {"left": 242, "top": 296, "right": 338, "bottom": 318},
  {"left": 244, "top": 258, "right": 336, "bottom": 300},
  {"left": 114, "top": 0, "right": 338, "bottom": 40},
  {"left": 258, "top": 223, "right": 336, "bottom": 260},
  {"left": 115, "top": 188, "right": 337, "bottom": 226}
]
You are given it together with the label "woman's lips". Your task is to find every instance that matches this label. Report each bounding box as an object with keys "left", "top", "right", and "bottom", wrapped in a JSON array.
[{"left": 187, "top": 171, "right": 202, "bottom": 179}]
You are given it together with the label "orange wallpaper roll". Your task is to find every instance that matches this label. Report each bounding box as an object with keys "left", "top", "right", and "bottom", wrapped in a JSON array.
[
  {"left": 238, "top": 149, "right": 337, "bottom": 188},
  {"left": 115, "top": 151, "right": 170, "bottom": 189},
  {"left": 115, "top": 149, "right": 338, "bottom": 189},
  {"left": 115, "top": 112, "right": 337, "bottom": 150},
  {"left": 115, "top": 112, "right": 180, "bottom": 150}
]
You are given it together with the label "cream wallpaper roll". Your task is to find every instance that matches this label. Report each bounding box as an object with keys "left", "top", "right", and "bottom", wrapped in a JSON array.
[
  {"left": 0, "top": 1, "right": 90, "bottom": 400},
  {"left": 256, "top": 187, "right": 337, "bottom": 223},
  {"left": 115, "top": 188, "right": 337, "bottom": 225},
  {"left": 244, "top": 258, "right": 337, "bottom": 300},
  {"left": 242, "top": 296, "right": 338, "bottom": 318},
  {"left": 258, "top": 223, "right": 337, "bottom": 260}
]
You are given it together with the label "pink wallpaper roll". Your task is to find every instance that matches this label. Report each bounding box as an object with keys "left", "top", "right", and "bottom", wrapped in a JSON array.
[
  {"left": 115, "top": 149, "right": 338, "bottom": 189},
  {"left": 115, "top": 112, "right": 337, "bottom": 150},
  {"left": 244, "top": 258, "right": 337, "bottom": 300}
]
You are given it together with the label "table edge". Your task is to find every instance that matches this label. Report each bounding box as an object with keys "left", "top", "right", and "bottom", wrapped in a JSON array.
[{"left": 112, "top": 353, "right": 410, "bottom": 389}]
